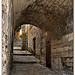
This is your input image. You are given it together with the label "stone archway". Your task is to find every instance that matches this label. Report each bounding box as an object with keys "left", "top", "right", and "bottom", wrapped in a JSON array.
[
  {"left": 2, "top": 0, "right": 73, "bottom": 75},
  {"left": 14, "top": 24, "right": 50, "bottom": 66}
]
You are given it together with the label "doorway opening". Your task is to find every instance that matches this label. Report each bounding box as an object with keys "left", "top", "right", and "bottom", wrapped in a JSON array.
[
  {"left": 46, "top": 36, "right": 51, "bottom": 68},
  {"left": 33, "top": 37, "right": 36, "bottom": 56},
  {"left": 13, "top": 24, "right": 51, "bottom": 68}
]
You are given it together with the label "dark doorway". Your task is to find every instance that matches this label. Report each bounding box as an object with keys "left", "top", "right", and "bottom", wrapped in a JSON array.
[
  {"left": 33, "top": 37, "right": 36, "bottom": 56},
  {"left": 46, "top": 36, "right": 51, "bottom": 68}
]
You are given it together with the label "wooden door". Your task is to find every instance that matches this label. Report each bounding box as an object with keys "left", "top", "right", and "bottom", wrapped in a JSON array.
[
  {"left": 33, "top": 37, "right": 36, "bottom": 56},
  {"left": 46, "top": 36, "right": 51, "bottom": 68}
]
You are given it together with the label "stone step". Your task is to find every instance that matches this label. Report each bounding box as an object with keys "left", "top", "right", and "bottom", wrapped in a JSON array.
[
  {"left": 13, "top": 60, "right": 40, "bottom": 64},
  {"left": 13, "top": 54, "right": 33, "bottom": 56},
  {"left": 13, "top": 50, "right": 32, "bottom": 56},
  {"left": 13, "top": 49, "right": 22, "bottom": 50},
  {"left": 13, "top": 55, "right": 40, "bottom": 64},
  {"left": 13, "top": 46, "right": 21, "bottom": 49},
  {"left": 13, "top": 45, "right": 21, "bottom": 47}
]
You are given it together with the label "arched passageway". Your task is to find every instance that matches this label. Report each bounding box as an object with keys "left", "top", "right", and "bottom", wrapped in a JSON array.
[
  {"left": 13, "top": 24, "right": 51, "bottom": 67},
  {"left": 12, "top": 24, "right": 52, "bottom": 75},
  {"left": 2, "top": 0, "right": 73, "bottom": 75}
]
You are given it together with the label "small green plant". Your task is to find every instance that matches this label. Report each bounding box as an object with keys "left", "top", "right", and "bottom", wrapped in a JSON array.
[{"left": 16, "top": 26, "right": 21, "bottom": 32}]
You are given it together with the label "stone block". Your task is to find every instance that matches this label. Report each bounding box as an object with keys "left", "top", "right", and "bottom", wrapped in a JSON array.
[
  {"left": 62, "top": 33, "right": 73, "bottom": 42},
  {"left": 66, "top": 58, "right": 70, "bottom": 63},
  {"left": 63, "top": 46, "right": 73, "bottom": 52},
  {"left": 51, "top": 49, "right": 57, "bottom": 54},
  {"left": 41, "top": 0, "right": 46, "bottom": 4},
  {"left": 68, "top": 51, "right": 73, "bottom": 57},
  {"left": 62, "top": 52, "right": 69, "bottom": 57},
  {"left": 56, "top": 47, "right": 63, "bottom": 53},
  {"left": 67, "top": 62, "right": 73, "bottom": 66},
  {"left": 68, "top": 33, "right": 73, "bottom": 41},
  {"left": 70, "top": 59, "right": 73, "bottom": 62}
]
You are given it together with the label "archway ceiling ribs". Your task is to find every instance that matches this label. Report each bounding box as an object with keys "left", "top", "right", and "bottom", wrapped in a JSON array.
[{"left": 15, "top": 0, "right": 73, "bottom": 39}]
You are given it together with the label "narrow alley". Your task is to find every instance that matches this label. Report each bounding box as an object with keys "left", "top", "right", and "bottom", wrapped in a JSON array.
[{"left": 2, "top": 0, "right": 73, "bottom": 75}]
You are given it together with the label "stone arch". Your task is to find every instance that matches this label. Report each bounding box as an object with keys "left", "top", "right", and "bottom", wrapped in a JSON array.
[
  {"left": 2, "top": 0, "right": 73, "bottom": 74},
  {"left": 13, "top": 0, "right": 73, "bottom": 70},
  {"left": 14, "top": 0, "right": 73, "bottom": 39}
]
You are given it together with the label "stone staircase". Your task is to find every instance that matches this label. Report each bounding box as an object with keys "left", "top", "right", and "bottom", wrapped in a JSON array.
[
  {"left": 13, "top": 50, "right": 40, "bottom": 64},
  {"left": 11, "top": 48, "right": 54, "bottom": 75}
]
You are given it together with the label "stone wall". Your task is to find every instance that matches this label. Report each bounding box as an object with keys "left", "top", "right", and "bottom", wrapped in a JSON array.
[
  {"left": 40, "top": 32, "right": 47, "bottom": 66},
  {"left": 2, "top": 0, "right": 13, "bottom": 75},
  {"left": 51, "top": 32, "right": 73, "bottom": 71},
  {"left": 28, "top": 25, "right": 42, "bottom": 55},
  {"left": 28, "top": 25, "right": 47, "bottom": 65},
  {"left": 51, "top": 14, "right": 73, "bottom": 72},
  {"left": 13, "top": 32, "right": 21, "bottom": 46}
]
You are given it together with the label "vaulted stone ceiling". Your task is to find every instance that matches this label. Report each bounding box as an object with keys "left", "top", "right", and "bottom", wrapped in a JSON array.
[{"left": 13, "top": 0, "right": 73, "bottom": 39}]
